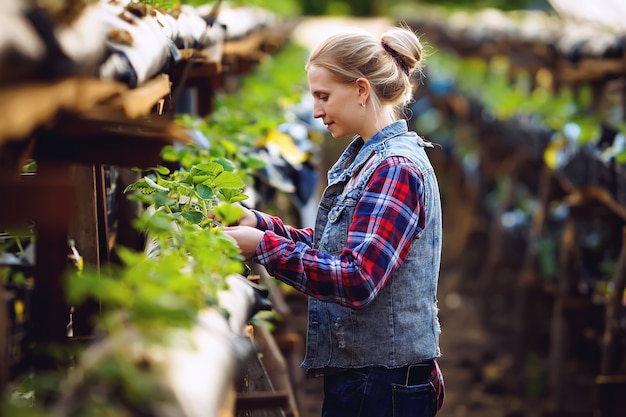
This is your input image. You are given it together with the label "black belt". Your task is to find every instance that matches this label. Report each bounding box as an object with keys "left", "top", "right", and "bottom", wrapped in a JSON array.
[
  {"left": 313, "top": 359, "right": 434, "bottom": 385},
  {"left": 352, "top": 359, "right": 433, "bottom": 386}
]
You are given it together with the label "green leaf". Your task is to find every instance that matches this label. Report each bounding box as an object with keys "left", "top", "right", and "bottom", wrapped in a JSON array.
[
  {"left": 192, "top": 174, "right": 212, "bottom": 184},
  {"left": 195, "top": 162, "right": 224, "bottom": 174},
  {"left": 219, "top": 189, "right": 248, "bottom": 203},
  {"left": 214, "top": 157, "right": 237, "bottom": 172},
  {"left": 172, "top": 171, "right": 194, "bottom": 187},
  {"left": 180, "top": 152, "right": 197, "bottom": 169},
  {"left": 181, "top": 210, "right": 204, "bottom": 224},
  {"left": 196, "top": 183, "right": 215, "bottom": 200},
  {"left": 214, "top": 172, "right": 244, "bottom": 188},
  {"left": 214, "top": 229, "right": 243, "bottom": 253},
  {"left": 213, "top": 203, "right": 244, "bottom": 226},
  {"left": 144, "top": 176, "right": 169, "bottom": 192},
  {"left": 220, "top": 139, "right": 239, "bottom": 155},
  {"left": 126, "top": 193, "right": 155, "bottom": 205},
  {"left": 153, "top": 193, "right": 176, "bottom": 207},
  {"left": 135, "top": 210, "right": 179, "bottom": 235},
  {"left": 161, "top": 145, "right": 180, "bottom": 162},
  {"left": 123, "top": 183, "right": 140, "bottom": 194},
  {"left": 155, "top": 165, "right": 171, "bottom": 175}
]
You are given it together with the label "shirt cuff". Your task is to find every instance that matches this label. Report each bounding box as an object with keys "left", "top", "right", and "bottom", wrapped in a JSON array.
[
  {"left": 252, "top": 210, "right": 268, "bottom": 230},
  {"left": 252, "top": 230, "right": 279, "bottom": 265}
]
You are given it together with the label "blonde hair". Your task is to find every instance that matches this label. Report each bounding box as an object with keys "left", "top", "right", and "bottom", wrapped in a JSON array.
[{"left": 306, "top": 25, "right": 425, "bottom": 118}]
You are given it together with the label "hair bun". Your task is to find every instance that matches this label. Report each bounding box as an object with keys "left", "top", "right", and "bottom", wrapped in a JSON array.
[{"left": 380, "top": 27, "right": 424, "bottom": 76}]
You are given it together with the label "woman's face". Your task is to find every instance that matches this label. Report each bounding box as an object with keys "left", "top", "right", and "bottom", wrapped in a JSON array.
[{"left": 308, "top": 65, "right": 364, "bottom": 139}]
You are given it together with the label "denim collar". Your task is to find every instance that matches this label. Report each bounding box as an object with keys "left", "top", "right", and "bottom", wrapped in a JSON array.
[
  {"left": 362, "top": 119, "right": 408, "bottom": 150},
  {"left": 328, "top": 120, "right": 408, "bottom": 183}
]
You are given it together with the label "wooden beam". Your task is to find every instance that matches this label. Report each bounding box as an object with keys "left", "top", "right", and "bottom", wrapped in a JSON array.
[
  {"left": 86, "top": 74, "right": 172, "bottom": 120},
  {"left": 566, "top": 187, "right": 626, "bottom": 222},
  {"left": 32, "top": 113, "right": 190, "bottom": 169},
  {"left": 235, "top": 390, "right": 290, "bottom": 411},
  {"left": 0, "top": 78, "right": 126, "bottom": 145}
]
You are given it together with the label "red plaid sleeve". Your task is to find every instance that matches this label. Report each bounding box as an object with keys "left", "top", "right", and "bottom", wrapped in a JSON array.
[{"left": 429, "top": 359, "right": 445, "bottom": 415}]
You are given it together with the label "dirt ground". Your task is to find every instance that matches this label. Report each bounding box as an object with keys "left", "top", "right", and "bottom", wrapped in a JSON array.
[{"left": 431, "top": 269, "right": 526, "bottom": 417}]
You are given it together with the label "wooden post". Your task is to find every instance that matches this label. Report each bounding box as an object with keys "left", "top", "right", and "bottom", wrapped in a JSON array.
[
  {"left": 29, "top": 162, "right": 74, "bottom": 369},
  {"left": 513, "top": 164, "right": 553, "bottom": 385},
  {"left": 600, "top": 226, "right": 626, "bottom": 375},
  {"left": 594, "top": 226, "right": 626, "bottom": 417},
  {"left": 68, "top": 164, "right": 101, "bottom": 339},
  {"left": 477, "top": 153, "right": 520, "bottom": 321},
  {"left": 0, "top": 283, "right": 7, "bottom": 391},
  {"left": 549, "top": 214, "right": 578, "bottom": 410}
]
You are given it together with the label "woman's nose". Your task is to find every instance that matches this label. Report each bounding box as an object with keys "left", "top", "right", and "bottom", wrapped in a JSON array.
[{"left": 313, "top": 105, "right": 324, "bottom": 119}]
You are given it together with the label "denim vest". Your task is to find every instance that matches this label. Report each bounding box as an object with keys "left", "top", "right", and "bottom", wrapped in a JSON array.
[{"left": 302, "top": 120, "right": 442, "bottom": 369}]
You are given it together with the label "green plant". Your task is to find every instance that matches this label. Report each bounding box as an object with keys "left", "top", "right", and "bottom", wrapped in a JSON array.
[{"left": 124, "top": 162, "right": 248, "bottom": 227}]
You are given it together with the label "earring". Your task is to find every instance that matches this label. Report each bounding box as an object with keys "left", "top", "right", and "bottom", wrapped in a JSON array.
[{"left": 360, "top": 102, "right": 365, "bottom": 108}]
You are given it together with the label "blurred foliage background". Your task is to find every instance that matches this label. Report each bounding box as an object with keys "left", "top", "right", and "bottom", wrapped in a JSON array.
[
  {"left": 176, "top": 0, "right": 552, "bottom": 17},
  {"left": 299, "top": 0, "right": 552, "bottom": 16}
]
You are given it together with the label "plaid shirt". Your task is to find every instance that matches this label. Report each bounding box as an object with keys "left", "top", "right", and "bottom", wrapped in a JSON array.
[{"left": 252, "top": 155, "right": 425, "bottom": 309}]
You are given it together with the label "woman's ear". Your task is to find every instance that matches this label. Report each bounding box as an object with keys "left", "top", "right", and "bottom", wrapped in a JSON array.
[{"left": 355, "top": 77, "right": 370, "bottom": 102}]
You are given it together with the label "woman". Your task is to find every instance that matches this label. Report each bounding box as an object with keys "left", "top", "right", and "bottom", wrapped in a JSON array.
[{"left": 223, "top": 25, "right": 444, "bottom": 417}]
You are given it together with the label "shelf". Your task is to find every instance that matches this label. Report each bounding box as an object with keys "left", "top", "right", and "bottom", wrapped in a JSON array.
[{"left": 0, "top": 78, "right": 127, "bottom": 146}]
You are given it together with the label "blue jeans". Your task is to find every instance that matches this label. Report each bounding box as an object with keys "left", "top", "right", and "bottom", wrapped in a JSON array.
[{"left": 322, "top": 366, "right": 434, "bottom": 417}]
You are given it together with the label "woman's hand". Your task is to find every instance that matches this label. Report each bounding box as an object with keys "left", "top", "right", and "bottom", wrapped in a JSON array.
[
  {"left": 222, "top": 226, "right": 265, "bottom": 260},
  {"left": 204, "top": 203, "right": 259, "bottom": 228},
  {"left": 237, "top": 205, "right": 258, "bottom": 227}
]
